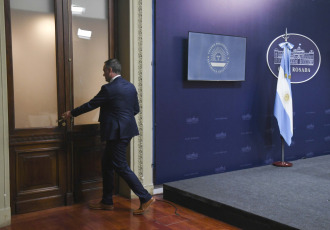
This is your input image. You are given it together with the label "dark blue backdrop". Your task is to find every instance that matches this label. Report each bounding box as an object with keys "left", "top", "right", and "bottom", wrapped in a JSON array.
[{"left": 154, "top": 0, "right": 330, "bottom": 184}]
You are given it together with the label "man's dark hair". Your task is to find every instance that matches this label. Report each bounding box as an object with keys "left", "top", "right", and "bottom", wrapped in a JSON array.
[{"left": 104, "top": 59, "right": 121, "bottom": 74}]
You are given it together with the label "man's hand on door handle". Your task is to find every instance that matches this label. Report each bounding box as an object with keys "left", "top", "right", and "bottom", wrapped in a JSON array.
[{"left": 62, "top": 111, "right": 72, "bottom": 120}]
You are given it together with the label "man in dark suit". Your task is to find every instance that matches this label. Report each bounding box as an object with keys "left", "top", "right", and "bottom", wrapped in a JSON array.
[{"left": 62, "top": 59, "right": 155, "bottom": 215}]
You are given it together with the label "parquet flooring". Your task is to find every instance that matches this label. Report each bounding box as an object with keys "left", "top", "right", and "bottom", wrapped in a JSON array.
[{"left": 1, "top": 195, "right": 240, "bottom": 230}]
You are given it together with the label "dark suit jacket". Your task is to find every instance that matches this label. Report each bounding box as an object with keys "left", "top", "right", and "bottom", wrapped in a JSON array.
[{"left": 71, "top": 77, "right": 140, "bottom": 141}]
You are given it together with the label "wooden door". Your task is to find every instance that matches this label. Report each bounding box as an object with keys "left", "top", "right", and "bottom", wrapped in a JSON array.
[{"left": 5, "top": 0, "right": 116, "bottom": 214}]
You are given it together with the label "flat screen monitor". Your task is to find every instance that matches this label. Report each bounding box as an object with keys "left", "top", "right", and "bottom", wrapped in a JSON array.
[{"left": 187, "top": 32, "right": 246, "bottom": 81}]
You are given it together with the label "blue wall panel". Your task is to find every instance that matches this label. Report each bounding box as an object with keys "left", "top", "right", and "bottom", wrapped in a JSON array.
[{"left": 154, "top": 0, "right": 330, "bottom": 184}]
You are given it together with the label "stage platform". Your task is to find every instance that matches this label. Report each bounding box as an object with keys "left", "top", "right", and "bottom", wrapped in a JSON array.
[{"left": 163, "top": 155, "right": 330, "bottom": 230}]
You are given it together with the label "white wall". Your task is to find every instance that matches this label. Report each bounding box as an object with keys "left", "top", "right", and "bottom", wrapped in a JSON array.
[
  {"left": 117, "top": 0, "right": 154, "bottom": 198},
  {"left": 0, "top": 0, "right": 11, "bottom": 227}
]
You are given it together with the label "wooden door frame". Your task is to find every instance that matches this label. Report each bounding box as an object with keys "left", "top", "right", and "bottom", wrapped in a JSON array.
[
  {"left": 4, "top": 0, "right": 69, "bottom": 214},
  {"left": 5, "top": 0, "right": 117, "bottom": 138},
  {"left": 62, "top": 0, "right": 117, "bottom": 203},
  {"left": 5, "top": 0, "right": 117, "bottom": 214}
]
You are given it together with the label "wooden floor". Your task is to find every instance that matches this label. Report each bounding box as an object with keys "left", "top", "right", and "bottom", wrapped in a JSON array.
[{"left": 1, "top": 195, "right": 240, "bottom": 230}]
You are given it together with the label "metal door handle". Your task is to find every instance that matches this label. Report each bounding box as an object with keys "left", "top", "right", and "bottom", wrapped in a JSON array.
[{"left": 57, "top": 118, "right": 67, "bottom": 127}]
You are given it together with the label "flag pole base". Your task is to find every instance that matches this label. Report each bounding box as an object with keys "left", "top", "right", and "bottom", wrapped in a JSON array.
[{"left": 272, "top": 161, "right": 293, "bottom": 167}]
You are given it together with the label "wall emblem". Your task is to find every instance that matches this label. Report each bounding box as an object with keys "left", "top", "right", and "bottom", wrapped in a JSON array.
[
  {"left": 215, "top": 132, "right": 227, "bottom": 140},
  {"left": 306, "top": 124, "right": 315, "bottom": 130},
  {"left": 266, "top": 33, "right": 321, "bottom": 83},
  {"left": 214, "top": 166, "right": 226, "bottom": 173},
  {"left": 207, "top": 43, "right": 229, "bottom": 74},
  {"left": 242, "top": 113, "right": 252, "bottom": 121},
  {"left": 186, "top": 152, "right": 199, "bottom": 160},
  {"left": 241, "top": 146, "right": 252, "bottom": 153},
  {"left": 324, "top": 136, "right": 330, "bottom": 142},
  {"left": 186, "top": 116, "right": 199, "bottom": 125}
]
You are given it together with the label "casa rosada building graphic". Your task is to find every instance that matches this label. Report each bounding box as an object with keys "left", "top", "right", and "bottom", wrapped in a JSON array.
[
  {"left": 274, "top": 44, "right": 314, "bottom": 66},
  {"left": 266, "top": 33, "right": 321, "bottom": 83}
]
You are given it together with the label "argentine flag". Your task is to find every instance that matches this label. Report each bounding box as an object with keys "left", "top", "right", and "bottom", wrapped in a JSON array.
[{"left": 274, "top": 42, "right": 294, "bottom": 146}]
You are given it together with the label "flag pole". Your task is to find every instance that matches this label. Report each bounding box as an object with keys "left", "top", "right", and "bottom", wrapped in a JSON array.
[
  {"left": 273, "top": 28, "right": 293, "bottom": 167},
  {"left": 273, "top": 137, "right": 293, "bottom": 167}
]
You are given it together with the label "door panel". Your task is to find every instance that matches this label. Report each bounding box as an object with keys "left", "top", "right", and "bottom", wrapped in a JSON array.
[
  {"left": 72, "top": 0, "right": 109, "bottom": 125},
  {"left": 69, "top": 0, "right": 116, "bottom": 202},
  {"left": 9, "top": 130, "right": 66, "bottom": 214},
  {"left": 10, "top": 5, "right": 58, "bottom": 129},
  {"left": 17, "top": 149, "right": 58, "bottom": 192},
  {"left": 71, "top": 126, "right": 104, "bottom": 202},
  {"left": 5, "top": 0, "right": 116, "bottom": 214},
  {"left": 6, "top": 0, "right": 68, "bottom": 214}
]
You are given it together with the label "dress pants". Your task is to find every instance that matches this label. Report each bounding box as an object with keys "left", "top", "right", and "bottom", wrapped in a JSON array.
[{"left": 101, "top": 138, "right": 151, "bottom": 205}]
